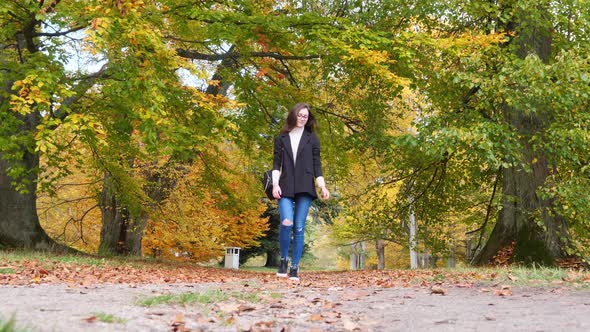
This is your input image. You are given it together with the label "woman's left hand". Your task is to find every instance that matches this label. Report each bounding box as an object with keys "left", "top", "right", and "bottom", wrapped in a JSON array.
[{"left": 320, "top": 186, "right": 330, "bottom": 200}]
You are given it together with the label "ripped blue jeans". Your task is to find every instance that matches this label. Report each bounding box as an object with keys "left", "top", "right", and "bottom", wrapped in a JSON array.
[{"left": 278, "top": 193, "right": 313, "bottom": 268}]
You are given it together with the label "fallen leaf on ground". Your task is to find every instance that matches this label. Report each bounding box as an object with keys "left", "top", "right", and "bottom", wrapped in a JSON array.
[
  {"left": 275, "top": 313, "right": 296, "bottom": 319},
  {"left": 238, "top": 304, "right": 256, "bottom": 313},
  {"left": 171, "top": 313, "right": 184, "bottom": 324},
  {"left": 254, "top": 321, "right": 275, "bottom": 328},
  {"left": 431, "top": 286, "right": 447, "bottom": 295},
  {"left": 455, "top": 283, "right": 473, "bottom": 288},
  {"left": 342, "top": 319, "right": 359, "bottom": 330},
  {"left": 216, "top": 302, "right": 240, "bottom": 313},
  {"left": 494, "top": 288, "right": 512, "bottom": 296},
  {"left": 322, "top": 301, "right": 335, "bottom": 309},
  {"left": 309, "top": 313, "right": 323, "bottom": 322},
  {"left": 82, "top": 316, "right": 97, "bottom": 323}
]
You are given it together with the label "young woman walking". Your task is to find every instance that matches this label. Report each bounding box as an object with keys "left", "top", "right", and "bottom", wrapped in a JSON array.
[{"left": 271, "top": 102, "right": 330, "bottom": 280}]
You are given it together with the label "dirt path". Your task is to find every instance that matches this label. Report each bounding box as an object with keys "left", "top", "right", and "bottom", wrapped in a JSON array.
[{"left": 2, "top": 279, "right": 590, "bottom": 332}]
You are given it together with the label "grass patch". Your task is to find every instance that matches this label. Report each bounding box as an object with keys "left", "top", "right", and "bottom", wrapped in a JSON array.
[
  {"left": 237, "top": 291, "right": 262, "bottom": 303},
  {"left": 0, "top": 249, "right": 216, "bottom": 272},
  {"left": 508, "top": 265, "right": 566, "bottom": 282},
  {"left": 0, "top": 249, "right": 169, "bottom": 271},
  {"left": 505, "top": 265, "right": 590, "bottom": 287},
  {"left": 0, "top": 317, "right": 17, "bottom": 332},
  {"left": 93, "top": 313, "right": 126, "bottom": 324},
  {"left": 443, "top": 265, "right": 590, "bottom": 288},
  {"left": 0, "top": 268, "right": 15, "bottom": 275},
  {"left": 0, "top": 316, "right": 32, "bottom": 332},
  {"left": 136, "top": 289, "right": 229, "bottom": 307},
  {"left": 136, "top": 289, "right": 264, "bottom": 307},
  {"left": 239, "top": 266, "right": 276, "bottom": 273},
  {"left": 0, "top": 250, "right": 107, "bottom": 267}
]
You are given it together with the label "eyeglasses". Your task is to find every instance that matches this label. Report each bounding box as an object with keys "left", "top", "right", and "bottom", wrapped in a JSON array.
[{"left": 297, "top": 114, "right": 309, "bottom": 119}]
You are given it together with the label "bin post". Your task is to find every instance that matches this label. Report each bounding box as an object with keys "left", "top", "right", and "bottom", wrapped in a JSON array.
[{"left": 224, "top": 247, "right": 240, "bottom": 269}]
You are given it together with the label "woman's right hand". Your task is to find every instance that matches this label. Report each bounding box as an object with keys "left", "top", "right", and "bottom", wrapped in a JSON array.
[{"left": 272, "top": 185, "right": 282, "bottom": 199}]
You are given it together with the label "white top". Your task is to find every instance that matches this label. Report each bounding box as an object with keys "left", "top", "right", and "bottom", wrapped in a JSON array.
[
  {"left": 289, "top": 126, "right": 304, "bottom": 166},
  {"left": 272, "top": 127, "right": 325, "bottom": 189}
]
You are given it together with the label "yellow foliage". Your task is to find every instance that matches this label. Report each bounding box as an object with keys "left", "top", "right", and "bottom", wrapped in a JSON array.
[
  {"left": 143, "top": 143, "right": 268, "bottom": 262},
  {"left": 37, "top": 159, "right": 103, "bottom": 253}
]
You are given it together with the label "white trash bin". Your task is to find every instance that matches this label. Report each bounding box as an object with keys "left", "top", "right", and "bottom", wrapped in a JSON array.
[{"left": 224, "top": 247, "right": 240, "bottom": 269}]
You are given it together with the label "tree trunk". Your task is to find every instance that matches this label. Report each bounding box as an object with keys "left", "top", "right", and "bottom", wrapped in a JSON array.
[
  {"left": 474, "top": 145, "right": 569, "bottom": 265},
  {"left": 0, "top": 153, "right": 57, "bottom": 250},
  {"left": 418, "top": 249, "right": 431, "bottom": 268},
  {"left": 98, "top": 173, "right": 129, "bottom": 256},
  {"left": 409, "top": 204, "right": 419, "bottom": 269},
  {"left": 0, "top": 113, "right": 68, "bottom": 252},
  {"left": 98, "top": 175, "right": 150, "bottom": 256},
  {"left": 474, "top": 5, "right": 570, "bottom": 266},
  {"left": 0, "top": 16, "right": 69, "bottom": 252},
  {"left": 124, "top": 213, "right": 148, "bottom": 256},
  {"left": 447, "top": 239, "right": 456, "bottom": 268},
  {"left": 350, "top": 242, "right": 367, "bottom": 270},
  {"left": 375, "top": 240, "right": 385, "bottom": 270},
  {"left": 98, "top": 164, "right": 182, "bottom": 256},
  {"left": 265, "top": 250, "right": 280, "bottom": 267}
]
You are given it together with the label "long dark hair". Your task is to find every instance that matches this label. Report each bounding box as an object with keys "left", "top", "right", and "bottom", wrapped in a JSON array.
[{"left": 280, "top": 102, "right": 316, "bottom": 134}]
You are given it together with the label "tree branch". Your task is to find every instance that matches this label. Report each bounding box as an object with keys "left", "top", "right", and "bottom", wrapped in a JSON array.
[
  {"left": 53, "top": 64, "right": 108, "bottom": 122},
  {"left": 39, "top": 196, "right": 96, "bottom": 213},
  {"left": 176, "top": 48, "right": 320, "bottom": 61},
  {"left": 314, "top": 105, "right": 365, "bottom": 133},
  {"left": 34, "top": 26, "right": 85, "bottom": 37},
  {"left": 467, "top": 167, "right": 501, "bottom": 260}
]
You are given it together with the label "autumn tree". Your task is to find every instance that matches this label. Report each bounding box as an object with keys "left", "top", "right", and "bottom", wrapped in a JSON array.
[
  {"left": 388, "top": 0, "right": 590, "bottom": 266},
  {"left": 0, "top": 0, "right": 230, "bottom": 252},
  {"left": 142, "top": 142, "right": 268, "bottom": 262},
  {"left": 467, "top": 0, "right": 590, "bottom": 265},
  {"left": 321, "top": 0, "right": 590, "bottom": 268},
  {"left": 0, "top": 0, "right": 87, "bottom": 251},
  {"left": 128, "top": 1, "right": 416, "bottom": 260}
]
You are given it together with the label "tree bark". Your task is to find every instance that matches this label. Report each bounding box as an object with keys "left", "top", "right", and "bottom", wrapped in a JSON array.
[
  {"left": 124, "top": 213, "right": 148, "bottom": 256},
  {"left": 265, "top": 250, "right": 280, "bottom": 267},
  {"left": 474, "top": 128, "right": 569, "bottom": 265},
  {"left": 98, "top": 173, "right": 128, "bottom": 256},
  {"left": 0, "top": 153, "right": 54, "bottom": 249},
  {"left": 409, "top": 204, "right": 418, "bottom": 269},
  {"left": 98, "top": 173, "right": 152, "bottom": 257},
  {"left": 0, "top": 115, "right": 68, "bottom": 252},
  {"left": 375, "top": 240, "right": 385, "bottom": 270}
]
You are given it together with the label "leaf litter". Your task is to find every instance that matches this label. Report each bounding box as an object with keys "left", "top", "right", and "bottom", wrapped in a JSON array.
[{"left": 2, "top": 258, "right": 590, "bottom": 331}]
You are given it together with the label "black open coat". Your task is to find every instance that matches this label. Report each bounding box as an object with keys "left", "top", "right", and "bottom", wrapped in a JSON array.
[{"left": 273, "top": 129, "right": 323, "bottom": 200}]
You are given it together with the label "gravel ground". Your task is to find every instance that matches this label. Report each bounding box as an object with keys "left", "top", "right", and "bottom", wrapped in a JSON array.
[{"left": 2, "top": 281, "right": 590, "bottom": 331}]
